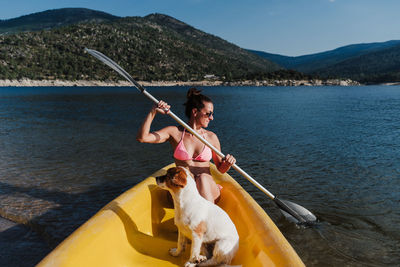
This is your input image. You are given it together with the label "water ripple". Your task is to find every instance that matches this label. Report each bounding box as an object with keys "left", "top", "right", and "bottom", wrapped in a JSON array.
[{"left": 1, "top": 86, "right": 400, "bottom": 266}]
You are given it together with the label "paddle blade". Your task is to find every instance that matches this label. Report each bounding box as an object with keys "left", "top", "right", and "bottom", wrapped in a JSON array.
[
  {"left": 84, "top": 48, "right": 145, "bottom": 92},
  {"left": 274, "top": 197, "right": 317, "bottom": 226}
]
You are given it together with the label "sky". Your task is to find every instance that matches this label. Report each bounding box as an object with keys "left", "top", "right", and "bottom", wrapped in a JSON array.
[{"left": 1, "top": 0, "right": 400, "bottom": 56}]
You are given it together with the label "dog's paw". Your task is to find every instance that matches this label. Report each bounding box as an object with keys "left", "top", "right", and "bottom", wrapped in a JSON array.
[
  {"left": 196, "top": 255, "right": 207, "bottom": 263},
  {"left": 169, "top": 248, "right": 181, "bottom": 257},
  {"left": 184, "top": 255, "right": 207, "bottom": 267},
  {"left": 184, "top": 262, "right": 197, "bottom": 267},
  {"left": 190, "top": 255, "right": 207, "bottom": 263}
]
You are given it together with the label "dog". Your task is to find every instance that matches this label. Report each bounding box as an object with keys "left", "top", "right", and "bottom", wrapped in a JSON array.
[{"left": 156, "top": 166, "right": 239, "bottom": 267}]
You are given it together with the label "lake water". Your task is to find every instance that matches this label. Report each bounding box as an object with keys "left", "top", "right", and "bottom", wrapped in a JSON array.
[{"left": 0, "top": 86, "right": 399, "bottom": 266}]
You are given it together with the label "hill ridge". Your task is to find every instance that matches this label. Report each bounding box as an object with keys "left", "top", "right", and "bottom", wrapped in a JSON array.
[
  {"left": 248, "top": 40, "right": 400, "bottom": 83},
  {"left": 0, "top": 8, "right": 120, "bottom": 34},
  {"left": 0, "top": 8, "right": 286, "bottom": 82}
]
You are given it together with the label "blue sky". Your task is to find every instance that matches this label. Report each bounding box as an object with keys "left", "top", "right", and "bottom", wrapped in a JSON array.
[{"left": 1, "top": 0, "right": 400, "bottom": 56}]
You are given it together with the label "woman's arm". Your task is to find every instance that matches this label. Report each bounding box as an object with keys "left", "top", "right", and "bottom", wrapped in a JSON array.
[
  {"left": 136, "top": 101, "right": 172, "bottom": 144},
  {"left": 210, "top": 133, "right": 236, "bottom": 173}
]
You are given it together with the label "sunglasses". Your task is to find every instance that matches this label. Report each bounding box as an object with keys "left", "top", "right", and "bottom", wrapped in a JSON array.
[{"left": 200, "top": 111, "right": 214, "bottom": 118}]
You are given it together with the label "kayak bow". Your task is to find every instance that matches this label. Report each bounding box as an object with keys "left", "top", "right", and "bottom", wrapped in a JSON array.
[{"left": 38, "top": 164, "right": 305, "bottom": 267}]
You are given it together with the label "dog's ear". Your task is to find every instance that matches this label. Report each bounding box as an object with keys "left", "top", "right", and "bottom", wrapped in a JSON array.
[{"left": 171, "top": 167, "right": 187, "bottom": 188}]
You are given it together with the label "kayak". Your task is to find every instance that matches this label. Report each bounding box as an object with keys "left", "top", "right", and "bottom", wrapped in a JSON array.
[{"left": 37, "top": 163, "right": 305, "bottom": 267}]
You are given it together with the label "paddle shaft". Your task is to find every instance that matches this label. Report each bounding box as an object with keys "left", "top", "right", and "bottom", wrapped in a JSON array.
[
  {"left": 84, "top": 48, "right": 319, "bottom": 225},
  {"left": 84, "top": 49, "right": 276, "bottom": 199}
]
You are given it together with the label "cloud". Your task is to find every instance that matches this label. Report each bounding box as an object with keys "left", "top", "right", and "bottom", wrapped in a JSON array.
[{"left": 329, "top": 0, "right": 335, "bottom": 2}]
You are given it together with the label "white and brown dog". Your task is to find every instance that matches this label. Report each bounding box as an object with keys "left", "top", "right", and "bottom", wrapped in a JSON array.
[{"left": 156, "top": 166, "right": 239, "bottom": 267}]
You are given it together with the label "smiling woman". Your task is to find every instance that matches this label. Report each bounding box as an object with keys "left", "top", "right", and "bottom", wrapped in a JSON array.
[{"left": 136, "top": 88, "right": 236, "bottom": 203}]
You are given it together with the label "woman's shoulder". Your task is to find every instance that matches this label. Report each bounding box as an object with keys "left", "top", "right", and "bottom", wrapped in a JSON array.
[
  {"left": 159, "top": 125, "right": 181, "bottom": 142},
  {"left": 164, "top": 125, "right": 181, "bottom": 134},
  {"left": 168, "top": 125, "right": 180, "bottom": 130},
  {"left": 157, "top": 125, "right": 180, "bottom": 136}
]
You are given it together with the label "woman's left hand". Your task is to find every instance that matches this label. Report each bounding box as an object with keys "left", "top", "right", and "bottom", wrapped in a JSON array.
[{"left": 223, "top": 154, "right": 236, "bottom": 166}]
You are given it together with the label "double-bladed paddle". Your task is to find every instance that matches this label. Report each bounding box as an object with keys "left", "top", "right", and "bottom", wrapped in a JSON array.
[{"left": 85, "top": 48, "right": 317, "bottom": 226}]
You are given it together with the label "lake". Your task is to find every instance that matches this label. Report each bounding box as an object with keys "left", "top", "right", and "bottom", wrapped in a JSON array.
[{"left": 0, "top": 85, "right": 399, "bottom": 266}]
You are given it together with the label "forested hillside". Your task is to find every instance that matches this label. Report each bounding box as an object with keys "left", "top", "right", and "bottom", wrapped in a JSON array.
[
  {"left": 0, "top": 10, "right": 285, "bottom": 82},
  {"left": 314, "top": 44, "right": 400, "bottom": 83},
  {"left": 248, "top": 40, "right": 400, "bottom": 83}
]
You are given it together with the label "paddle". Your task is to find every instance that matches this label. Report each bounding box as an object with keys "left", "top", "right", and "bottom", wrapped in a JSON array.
[{"left": 84, "top": 48, "right": 317, "bottom": 226}]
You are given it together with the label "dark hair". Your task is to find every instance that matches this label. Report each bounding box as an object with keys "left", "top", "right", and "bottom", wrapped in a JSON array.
[{"left": 184, "top": 88, "right": 212, "bottom": 118}]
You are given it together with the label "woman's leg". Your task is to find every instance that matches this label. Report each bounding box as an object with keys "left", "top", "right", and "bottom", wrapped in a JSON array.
[{"left": 195, "top": 173, "right": 220, "bottom": 203}]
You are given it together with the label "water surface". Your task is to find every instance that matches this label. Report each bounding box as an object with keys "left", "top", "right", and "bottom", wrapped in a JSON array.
[{"left": 0, "top": 86, "right": 399, "bottom": 266}]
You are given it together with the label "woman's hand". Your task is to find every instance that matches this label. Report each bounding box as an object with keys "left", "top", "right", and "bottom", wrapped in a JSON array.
[
  {"left": 152, "top": 100, "right": 170, "bottom": 115},
  {"left": 223, "top": 154, "right": 236, "bottom": 165},
  {"left": 137, "top": 100, "right": 171, "bottom": 143},
  {"left": 219, "top": 154, "right": 236, "bottom": 173}
]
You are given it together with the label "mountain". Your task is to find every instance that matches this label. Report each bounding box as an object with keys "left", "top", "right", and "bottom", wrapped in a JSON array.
[
  {"left": 249, "top": 40, "right": 400, "bottom": 83},
  {"left": 315, "top": 44, "right": 400, "bottom": 83},
  {"left": 0, "top": 9, "right": 281, "bottom": 81},
  {"left": 0, "top": 8, "right": 120, "bottom": 34},
  {"left": 248, "top": 40, "right": 400, "bottom": 72}
]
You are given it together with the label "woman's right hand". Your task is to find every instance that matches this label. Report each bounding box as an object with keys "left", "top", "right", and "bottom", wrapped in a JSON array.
[
  {"left": 152, "top": 100, "right": 170, "bottom": 115},
  {"left": 138, "top": 100, "right": 172, "bottom": 143}
]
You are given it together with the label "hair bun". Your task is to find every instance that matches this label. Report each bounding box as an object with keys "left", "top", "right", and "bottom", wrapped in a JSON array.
[
  {"left": 187, "top": 87, "right": 202, "bottom": 99},
  {"left": 184, "top": 87, "right": 212, "bottom": 118}
]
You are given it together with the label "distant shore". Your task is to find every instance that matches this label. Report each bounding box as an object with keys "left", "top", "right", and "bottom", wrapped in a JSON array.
[
  {"left": 380, "top": 82, "right": 400, "bottom": 86},
  {"left": 0, "top": 78, "right": 362, "bottom": 87}
]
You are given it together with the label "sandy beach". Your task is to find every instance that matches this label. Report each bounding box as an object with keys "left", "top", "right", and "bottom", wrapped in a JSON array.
[{"left": 0, "top": 78, "right": 361, "bottom": 87}]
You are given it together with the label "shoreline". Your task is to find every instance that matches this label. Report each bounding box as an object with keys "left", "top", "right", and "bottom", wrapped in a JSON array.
[
  {"left": 0, "top": 78, "right": 361, "bottom": 87},
  {"left": 0, "top": 216, "right": 17, "bottom": 232}
]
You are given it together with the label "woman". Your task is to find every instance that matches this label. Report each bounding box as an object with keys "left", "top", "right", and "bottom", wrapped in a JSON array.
[{"left": 136, "top": 88, "right": 236, "bottom": 203}]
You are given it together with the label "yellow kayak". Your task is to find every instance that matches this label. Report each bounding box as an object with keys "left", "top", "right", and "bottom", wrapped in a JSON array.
[{"left": 38, "top": 163, "right": 305, "bottom": 267}]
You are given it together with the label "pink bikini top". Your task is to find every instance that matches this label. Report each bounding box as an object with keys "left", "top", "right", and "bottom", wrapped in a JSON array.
[{"left": 173, "top": 129, "right": 212, "bottom": 162}]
